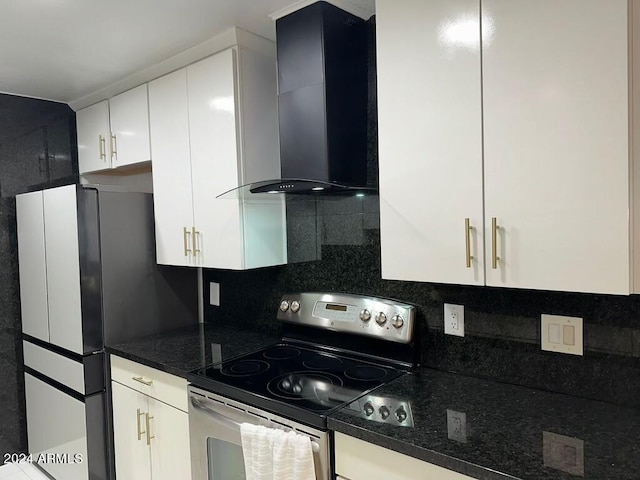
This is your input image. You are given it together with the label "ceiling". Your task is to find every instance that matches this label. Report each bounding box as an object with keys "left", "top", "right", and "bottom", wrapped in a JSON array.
[{"left": 0, "top": 0, "right": 374, "bottom": 106}]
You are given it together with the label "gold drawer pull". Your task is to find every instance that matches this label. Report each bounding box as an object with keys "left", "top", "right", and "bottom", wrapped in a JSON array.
[
  {"left": 465, "top": 218, "right": 474, "bottom": 268},
  {"left": 136, "top": 408, "right": 146, "bottom": 441},
  {"left": 192, "top": 227, "right": 201, "bottom": 256},
  {"left": 492, "top": 217, "right": 500, "bottom": 269},
  {"left": 110, "top": 133, "right": 118, "bottom": 161},
  {"left": 99, "top": 135, "right": 106, "bottom": 160},
  {"left": 145, "top": 413, "right": 155, "bottom": 445},
  {"left": 183, "top": 227, "right": 192, "bottom": 256},
  {"left": 132, "top": 376, "right": 153, "bottom": 386}
]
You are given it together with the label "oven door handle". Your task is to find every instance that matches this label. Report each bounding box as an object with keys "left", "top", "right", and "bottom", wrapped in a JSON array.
[{"left": 190, "top": 397, "right": 321, "bottom": 453}]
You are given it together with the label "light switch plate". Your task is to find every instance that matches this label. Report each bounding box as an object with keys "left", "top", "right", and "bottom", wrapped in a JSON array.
[
  {"left": 543, "top": 431, "right": 584, "bottom": 476},
  {"left": 209, "top": 282, "right": 220, "bottom": 306},
  {"left": 541, "top": 314, "right": 583, "bottom": 355},
  {"left": 444, "top": 304, "right": 464, "bottom": 337}
]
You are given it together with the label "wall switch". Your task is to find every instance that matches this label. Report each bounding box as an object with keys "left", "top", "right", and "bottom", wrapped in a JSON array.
[
  {"left": 444, "top": 304, "right": 464, "bottom": 337},
  {"left": 209, "top": 282, "right": 220, "bottom": 306},
  {"left": 543, "top": 431, "right": 584, "bottom": 476},
  {"left": 446, "top": 409, "right": 468, "bottom": 443},
  {"left": 541, "top": 314, "right": 583, "bottom": 355}
]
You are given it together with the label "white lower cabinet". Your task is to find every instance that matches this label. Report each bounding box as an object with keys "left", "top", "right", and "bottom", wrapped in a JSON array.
[
  {"left": 334, "top": 433, "right": 474, "bottom": 480},
  {"left": 110, "top": 356, "right": 190, "bottom": 480}
]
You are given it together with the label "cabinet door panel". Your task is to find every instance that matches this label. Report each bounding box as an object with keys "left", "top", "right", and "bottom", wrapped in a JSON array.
[
  {"left": 16, "top": 191, "right": 49, "bottom": 342},
  {"left": 148, "top": 397, "right": 191, "bottom": 480},
  {"left": 44, "top": 185, "right": 83, "bottom": 353},
  {"left": 112, "top": 382, "right": 151, "bottom": 480},
  {"left": 149, "top": 69, "right": 195, "bottom": 266},
  {"left": 76, "top": 101, "right": 110, "bottom": 174},
  {"left": 110, "top": 84, "right": 151, "bottom": 168},
  {"left": 482, "top": 0, "right": 629, "bottom": 294},
  {"left": 187, "top": 49, "right": 244, "bottom": 269},
  {"left": 377, "top": 0, "right": 485, "bottom": 285}
]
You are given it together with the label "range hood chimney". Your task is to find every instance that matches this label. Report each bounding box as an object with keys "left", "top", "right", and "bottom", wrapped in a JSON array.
[{"left": 223, "top": 1, "right": 372, "bottom": 197}]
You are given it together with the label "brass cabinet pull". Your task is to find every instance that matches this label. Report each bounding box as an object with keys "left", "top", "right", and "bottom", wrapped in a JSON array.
[
  {"left": 136, "top": 408, "right": 146, "bottom": 441},
  {"left": 110, "top": 133, "right": 118, "bottom": 161},
  {"left": 465, "top": 218, "right": 474, "bottom": 268},
  {"left": 192, "top": 227, "right": 201, "bottom": 257},
  {"left": 132, "top": 376, "right": 153, "bottom": 386},
  {"left": 99, "top": 135, "right": 106, "bottom": 160},
  {"left": 491, "top": 217, "right": 500, "bottom": 269},
  {"left": 183, "top": 227, "right": 192, "bottom": 257},
  {"left": 145, "top": 413, "right": 155, "bottom": 446}
]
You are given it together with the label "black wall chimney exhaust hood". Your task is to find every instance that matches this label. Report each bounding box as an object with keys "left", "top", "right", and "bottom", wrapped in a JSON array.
[{"left": 219, "top": 1, "right": 373, "bottom": 198}]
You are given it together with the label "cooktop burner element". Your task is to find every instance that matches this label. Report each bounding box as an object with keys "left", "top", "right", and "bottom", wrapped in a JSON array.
[{"left": 188, "top": 292, "right": 417, "bottom": 429}]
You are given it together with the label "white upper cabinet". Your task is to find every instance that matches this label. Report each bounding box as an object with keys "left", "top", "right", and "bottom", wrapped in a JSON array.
[
  {"left": 109, "top": 84, "right": 152, "bottom": 169},
  {"left": 77, "top": 85, "right": 151, "bottom": 174},
  {"left": 377, "top": 0, "right": 484, "bottom": 286},
  {"left": 76, "top": 101, "right": 110, "bottom": 174},
  {"left": 378, "top": 0, "right": 635, "bottom": 294},
  {"left": 149, "top": 46, "right": 285, "bottom": 270}
]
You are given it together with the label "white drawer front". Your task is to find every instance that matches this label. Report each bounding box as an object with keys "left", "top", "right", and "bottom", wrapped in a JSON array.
[
  {"left": 110, "top": 355, "right": 188, "bottom": 412},
  {"left": 23, "top": 340, "right": 85, "bottom": 395}
]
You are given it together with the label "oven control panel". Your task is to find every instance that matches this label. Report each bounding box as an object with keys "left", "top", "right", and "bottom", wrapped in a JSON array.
[
  {"left": 344, "top": 394, "right": 414, "bottom": 427},
  {"left": 277, "top": 293, "right": 416, "bottom": 344}
]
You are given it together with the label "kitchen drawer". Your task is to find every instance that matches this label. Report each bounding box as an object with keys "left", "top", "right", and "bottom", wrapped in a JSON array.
[{"left": 110, "top": 355, "right": 187, "bottom": 412}]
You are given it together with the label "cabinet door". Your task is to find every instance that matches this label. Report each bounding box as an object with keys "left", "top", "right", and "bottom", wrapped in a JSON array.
[
  {"left": 149, "top": 69, "right": 195, "bottom": 266},
  {"left": 16, "top": 191, "right": 49, "bottom": 342},
  {"left": 76, "top": 101, "right": 110, "bottom": 174},
  {"left": 482, "top": 0, "right": 629, "bottom": 294},
  {"left": 112, "top": 382, "right": 152, "bottom": 480},
  {"left": 43, "top": 185, "right": 83, "bottom": 354},
  {"left": 187, "top": 49, "right": 244, "bottom": 269},
  {"left": 25, "top": 373, "right": 89, "bottom": 480},
  {"left": 148, "top": 397, "right": 191, "bottom": 480},
  {"left": 109, "top": 84, "right": 151, "bottom": 168},
  {"left": 377, "top": 0, "right": 485, "bottom": 285}
]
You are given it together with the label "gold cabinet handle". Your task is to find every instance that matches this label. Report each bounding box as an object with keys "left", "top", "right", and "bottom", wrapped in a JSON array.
[
  {"left": 192, "top": 227, "right": 201, "bottom": 257},
  {"left": 465, "top": 218, "right": 474, "bottom": 268},
  {"left": 132, "top": 376, "right": 153, "bottom": 386},
  {"left": 99, "top": 135, "right": 106, "bottom": 160},
  {"left": 136, "top": 408, "right": 146, "bottom": 441},
  {"left": 145, "top": 413, "right": 155, "bottom": 446},
  {"left": 183, "top": 227, "right": 192, "bottom": 257},
  {"left": 491, "top": 217, "right": 500, "bottom": 269},
  {"left": 110, "top": 133, "right": 118, "bottom": 161}
]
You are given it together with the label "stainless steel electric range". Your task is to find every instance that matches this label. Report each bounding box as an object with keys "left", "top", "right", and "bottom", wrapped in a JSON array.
[{"left": 187, "top": 292, "right": 417, "bottom": 480}]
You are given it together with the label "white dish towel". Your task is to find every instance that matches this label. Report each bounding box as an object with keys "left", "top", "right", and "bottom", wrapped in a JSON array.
[{"left": 240, "top": 423, "right": 316, "bottom": 480}]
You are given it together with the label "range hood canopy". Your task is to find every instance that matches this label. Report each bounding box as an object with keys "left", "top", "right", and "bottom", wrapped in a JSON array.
[{"left": 220, "top": 1, "right": 373, "bottom": 198}]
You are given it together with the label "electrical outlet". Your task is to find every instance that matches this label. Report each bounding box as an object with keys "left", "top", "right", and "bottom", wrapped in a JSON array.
[
  {"left": 444, "top": 304, "right": 464, "bottom": 337},
  {"left": 209, "top": 282, "right": 220, "bottom": 306},
  {"left": 446, "top": 409, "right": 468, "bottom": 443}
]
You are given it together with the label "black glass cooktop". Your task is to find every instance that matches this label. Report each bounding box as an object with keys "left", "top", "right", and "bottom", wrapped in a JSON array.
[{"left": 188, "top": 343, "right": 405, "bottom": 428}]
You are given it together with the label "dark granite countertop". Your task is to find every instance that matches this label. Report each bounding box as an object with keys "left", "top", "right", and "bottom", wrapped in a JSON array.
[
  {"left": 106, "top": 325, "right": 640, "bottom": 480},
  {"left": 106, "top": 323, "right": 280, "bottom": 378},
  {"left": 329, "top": 368, "right": 640, "bottom": 480}
]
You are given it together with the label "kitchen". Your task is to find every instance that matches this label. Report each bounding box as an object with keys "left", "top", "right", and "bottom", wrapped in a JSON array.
[{"left": 1, "top": 0, "right": 640, "bottom": 479}]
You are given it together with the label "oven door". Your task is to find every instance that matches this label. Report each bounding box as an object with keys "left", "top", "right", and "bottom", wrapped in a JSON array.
[{"left": 188, "top": 387, "right": 329, "bottom": 480}]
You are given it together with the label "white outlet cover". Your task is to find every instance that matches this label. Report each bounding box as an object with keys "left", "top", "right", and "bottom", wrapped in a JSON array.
[
  {"left": 209, "top": 282, "right": 220, "bottom": 306},
  {"left": 446, "top": 409, "right": 468, "bottom": 443},
  {"left": 541, "top": 314, "right": 583, "bottom": 356},
  {"left": 444, "top": 304, "right": 464, "bottom": 337},
  {"left": 543, "top": 431, "right": 584, "bottom": 476}
]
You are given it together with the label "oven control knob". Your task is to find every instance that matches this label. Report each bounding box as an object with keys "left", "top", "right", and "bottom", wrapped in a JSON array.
[
  {"left": 363, "top": 402, "right": 374, "bottom": 417},
  {"left": 395, "top": 407, "right": 408, "bottom": 423},
  {"left": 392, "top": 314, "right": 404, "bottom": 329},
  {"left": 282, "top": 379, "right": 291, "bottom": 390},
  {"left": 291, "top": 301, "right": 301, "bottom": 313},
  {"left": 293, "top": 384, "right": 302, "bottom": 394},
  {"left": 359, "top": 309, "right": 371, "bottom": 322},
  {"left": 279, "top": 300, "right": 290, "bottom": 312},
  {"left": 379, "top": 406, "right": 390, "bottom": 420},
  {"left": 375, "top": 312, "right": 387, "bottom": 326}
]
